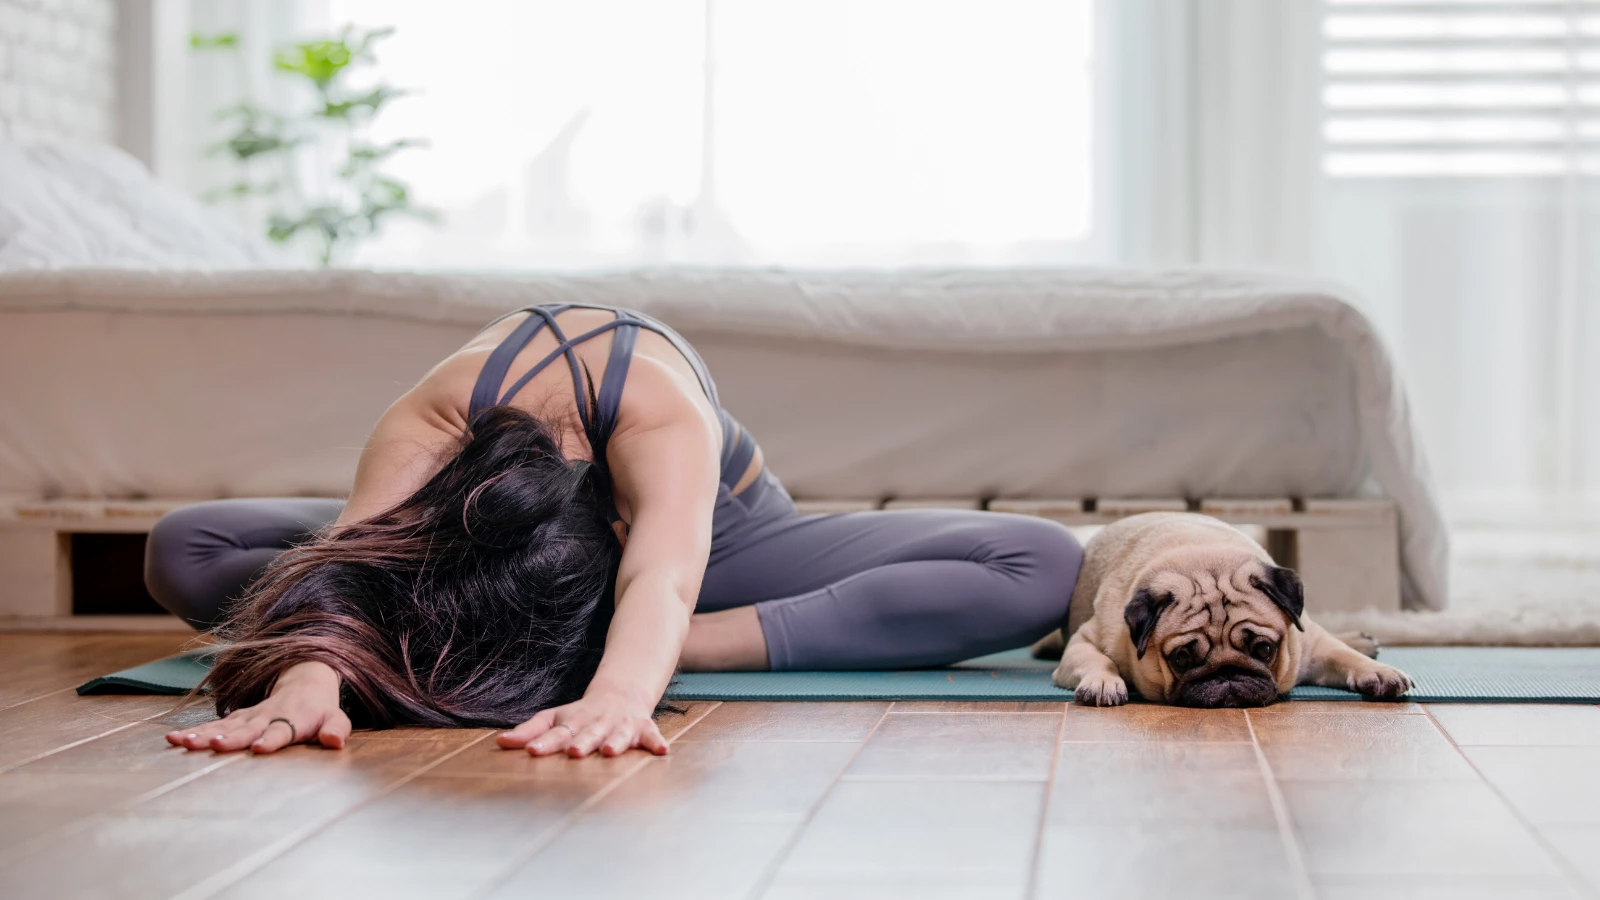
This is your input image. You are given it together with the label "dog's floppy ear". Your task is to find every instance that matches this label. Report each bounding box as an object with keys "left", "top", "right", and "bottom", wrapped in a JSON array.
[
  {"left": 1123, "top": 589, "right": 1175, "bottom": 658},
  {"left": 1251, "top": 566, "right": 1305, "bottom": 632}
]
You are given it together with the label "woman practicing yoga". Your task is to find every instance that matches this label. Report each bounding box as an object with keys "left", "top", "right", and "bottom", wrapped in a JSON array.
[{"left": 146, "top": 303, "right": 1084, "bottom": 758}]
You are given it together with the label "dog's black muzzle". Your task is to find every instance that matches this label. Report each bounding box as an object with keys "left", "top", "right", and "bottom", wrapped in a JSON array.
[{"left": 1171, "top": 664, "right": 1281, "bottom": 708}]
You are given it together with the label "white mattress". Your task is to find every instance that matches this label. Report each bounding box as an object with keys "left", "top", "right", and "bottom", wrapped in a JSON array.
[{"left": 0, "top": 267, "right": 1449, "bottom": 610}]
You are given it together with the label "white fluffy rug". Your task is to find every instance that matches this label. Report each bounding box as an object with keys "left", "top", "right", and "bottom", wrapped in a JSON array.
[{"left": 1317, "top": 526, "right": 1600, "bottom": 646}]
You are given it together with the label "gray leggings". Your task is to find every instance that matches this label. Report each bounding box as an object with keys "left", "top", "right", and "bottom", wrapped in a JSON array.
[{"left": 144, "top": 470, "right": 1083, "bottom": 670}]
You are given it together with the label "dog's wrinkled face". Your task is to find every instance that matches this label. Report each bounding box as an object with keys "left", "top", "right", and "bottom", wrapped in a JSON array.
[{"left": 1123, "top": 551, "right": 1305, "bottom": 708}]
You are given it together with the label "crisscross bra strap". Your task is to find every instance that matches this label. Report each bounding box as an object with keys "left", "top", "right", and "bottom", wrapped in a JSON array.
[{"left": 468, "top": 304, "right": 749, "bottom": 487}]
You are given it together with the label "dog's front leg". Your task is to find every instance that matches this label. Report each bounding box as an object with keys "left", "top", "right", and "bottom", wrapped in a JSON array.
[
  {"left": 1054, "top": 626, "right": 1129, "bottom": 706},
  {"left": 1298, "top": 621, "right": 1413, "bottom": 700}
]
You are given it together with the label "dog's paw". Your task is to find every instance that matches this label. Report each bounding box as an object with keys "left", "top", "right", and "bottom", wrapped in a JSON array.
[
  {"left": 1348, "top": 663, "right": 1413, "bottom": 699},
  {"left": 1335, "top": 630, "right": 1381, "bottom": 659},
  {"left": 1072, "top": 673, "right": 1129, "bottom": 707}
]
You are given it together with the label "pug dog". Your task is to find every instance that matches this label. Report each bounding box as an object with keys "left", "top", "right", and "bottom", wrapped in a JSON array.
[{"left": 1031, "top": 511, "right": 1413, "bottom": 707}]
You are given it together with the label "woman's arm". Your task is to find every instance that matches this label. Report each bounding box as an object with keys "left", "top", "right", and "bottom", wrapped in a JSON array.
[
  {"left": 497, "top": 359, "right": 722, "bottom": 758},
  {"left": 170, "top": 391, "right": 465, "bottom": 754},
  {"left": 336, "top": 390, "right": 468, "bottom": 528}
]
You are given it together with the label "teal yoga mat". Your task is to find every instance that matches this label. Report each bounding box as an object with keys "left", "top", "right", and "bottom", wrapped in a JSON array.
[{"left": 77, "top": 647, "right": 1600, "bottom": 703}]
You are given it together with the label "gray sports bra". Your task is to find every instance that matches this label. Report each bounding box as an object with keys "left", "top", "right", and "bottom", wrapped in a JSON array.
[{"left": 468, "top": 304, "right": 759, "bottom": 514}]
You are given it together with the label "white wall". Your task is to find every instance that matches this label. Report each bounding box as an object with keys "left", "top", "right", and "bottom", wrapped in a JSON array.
[{"left": 0, "top": 0, "right": 116, "bottom": 142}]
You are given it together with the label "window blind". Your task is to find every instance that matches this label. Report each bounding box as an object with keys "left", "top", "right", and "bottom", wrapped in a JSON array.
[{"left": 1323, "top": 0, "right": 1600, "bottom": 176}]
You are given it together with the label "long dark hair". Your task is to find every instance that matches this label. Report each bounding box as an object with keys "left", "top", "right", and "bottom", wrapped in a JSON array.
[{"left": 205, "top": 403, "right": 622, "bottom": 728}]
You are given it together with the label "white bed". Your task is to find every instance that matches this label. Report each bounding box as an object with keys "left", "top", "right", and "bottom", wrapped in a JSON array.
[
  {"left": 0, "top": 141, "right": 1449, "bottom": 614},
  {"left": 0, "top": 266, "right": 1448, "bottom": 612}
]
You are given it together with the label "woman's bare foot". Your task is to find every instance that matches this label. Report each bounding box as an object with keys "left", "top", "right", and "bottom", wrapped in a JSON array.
[{"left": 680, "top": 606, "right": 769, "bottom": 671}]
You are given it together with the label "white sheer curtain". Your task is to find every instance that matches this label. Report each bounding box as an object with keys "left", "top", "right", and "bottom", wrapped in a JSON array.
[{"left": 1100, "top": 0, "right": 1599, "bottom": 520}]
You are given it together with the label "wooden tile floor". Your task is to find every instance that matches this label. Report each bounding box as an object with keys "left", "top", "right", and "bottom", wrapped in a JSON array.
[{"left": 2, "top": 634, "right": 1598, "bottom": 900}]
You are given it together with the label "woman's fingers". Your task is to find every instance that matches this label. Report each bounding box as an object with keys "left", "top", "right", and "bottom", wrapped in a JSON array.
[
  {"left": 167, "top": 709, "right": 245, "bottom": 749},
  {"left": 249, "top": 717, "right": 299, "bottom": 754},
  {"left": 639, "top": 721, "right": 670, "bottom": 756},
  {"left": 318, "top": 709, "right": 352, "bottom": 749},
  {"left": 527, "top": 721, "right": 576, "bottom": 756},
  {"left": 210, "top": 716, "right": 271, "bottom": 752},
  {"left": 497, "top": 708, "right": 556, "bottom": 749},
  {"left": 599, "top": 724, "right": 634, "bottom": 757},
  {"left": 566, "top": 721, "right": 613, "bottom": 758}
]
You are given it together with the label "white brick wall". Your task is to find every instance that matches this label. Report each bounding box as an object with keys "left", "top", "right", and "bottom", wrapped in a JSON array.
[{"left": 0, "top": 0, "right": 115, "bottom": 142}]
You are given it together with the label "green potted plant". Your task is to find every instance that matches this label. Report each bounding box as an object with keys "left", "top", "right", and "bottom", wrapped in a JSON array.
[{"left": 192, "top": 25, "right": 436, "bottom": 265}]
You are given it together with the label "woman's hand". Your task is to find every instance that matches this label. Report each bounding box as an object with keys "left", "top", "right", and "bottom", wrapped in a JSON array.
[
  {"left": 166, "top": 660, "right": 351, "bottom": 754},
  {"left": 496, "top": 689, "right": 669, "bottom": 758}
]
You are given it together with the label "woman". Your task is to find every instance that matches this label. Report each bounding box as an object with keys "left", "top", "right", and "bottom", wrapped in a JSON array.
[{"left": 146, "top": 303, "right": 1083, "bottom": 758}]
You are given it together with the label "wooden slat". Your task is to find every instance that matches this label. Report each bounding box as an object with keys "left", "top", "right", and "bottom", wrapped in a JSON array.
[
  {"left": 1283, "top": 780, "right": 1566, "bottom": 881},
  {"left": 1050, "top": 742, "right": 1276, "bottom": 827},
  {"left": 1060, "top": 706, "right": 1252, "bottom": 743},
  {"left": 209, "top": 775, "right": 608, "bottom": 900},
  {"left": 1251, "top": 713, "right": 1479, "bottom": 781},
  {"left": 1302, "top": 498, "right": 1395, "bottom": 517},
  {"left": 791, "top": 499, "right": 881, "bottom": 515},
  {"left": 1036, "top": 824, "right": 1296, "bottom": 899},
  {"left": 843, "top": 712, "right": 1062, "bottom": 782},
  {"left": 0, "top": 693, "right": 186, "bottom": 773},
  {"left": 1429, "top": 705, "right": 1600, "bottom": 747},
  {"left": 1200, "top": 497, "right": 1295, "bottom": 517},
  {"left": 591, "top": 740, "right": 860, "bottom": 822},
  {"left": 0, "top": 634, "right": 192, "bottom": 710},
  {"left": 1249, "top": 700, "right": 1423, "bottom": 716},
  {"left": 1094, "top": 497, "right": 1189, "bottom": 516},
  {"left": 674, "top": 702, "right": 889, "bottom": 743},
  {"left": 986, "top": 497, "right": 1088, "bottom": 517},
  {"left": 0, "top": 614, "right": 193, "bottom": 633},
  {"left": 880, "top": 498, "right": 983, "bottom": 511},
  {"left": 0, "top": 729, "right": 489, "bottom": 899},
  {"left": 0, "top": 770, "right": 203, "bottom": 856},
  {"left": 1463, "top": 746, "right": 1600, "bottom": 829},
  {"left": 771, "top": 780, "right": 1044, "bottom": 887},
  {"left": 892, "top": 701, "right": 1065, "bottom": 713},
  {"left": 487, "top": 816, "right": 800, "bottom": 899},
  {"left": 1, "top": 498, "right": 189, "bottom": 532}
]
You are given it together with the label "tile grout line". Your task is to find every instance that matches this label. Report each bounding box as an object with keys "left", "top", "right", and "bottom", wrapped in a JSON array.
[
  {"left": 738, "top": 701, "right": 899, "bottom": 900},
  {"left": 1420, "top": 705, "right": 1600, "bottom": 900},
  {"left": 0, "top": 692, "right": 190, "bottom": 775},
  {"left": 0, "top": 684, "right": 76, "bottom": 714},
  {"left": 1023, "top": 702, "right": 1070, "bottom": 900},
  {"left": 170, "top": 729, "right": 499, "bottom": 900},
  {"left": 0, "top": 753, "right": 245, "bottom": 869},
  {"left": 463, "top": 699, "right": 724, "bottom": 900},
  {"left": 1244, "top": 709, "right": 1316, "bottom": 900}
]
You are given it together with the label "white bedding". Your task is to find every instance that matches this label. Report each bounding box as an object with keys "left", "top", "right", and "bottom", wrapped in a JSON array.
[
  {"left": 0, "top": 266, "right": 1449, "bottom": 610},
  {"left": 0, "top": 143, "right": 286, "bottom": 270}
]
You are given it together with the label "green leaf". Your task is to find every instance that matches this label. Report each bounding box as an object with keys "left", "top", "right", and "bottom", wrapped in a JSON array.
[
  {"left": 318, "top": 85, "right": 411, "bottom": 120},
  {"left": 271, "top": 25, "right": 395, "bottom": 90},
  {"left": 190, "top": 32, "right": 239, "bottom": 51},
  {"left": 201, "top": 180, "right": 283, "bottom": 203}
]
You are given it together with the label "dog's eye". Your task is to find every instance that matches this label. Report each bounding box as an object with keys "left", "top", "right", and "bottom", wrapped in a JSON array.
[
  {"left": 1250, "top": 639, "right": 1277, "bottom": 663},
  {"left": 1167, "top": 643, "right": 1201, "bottom": 673}
]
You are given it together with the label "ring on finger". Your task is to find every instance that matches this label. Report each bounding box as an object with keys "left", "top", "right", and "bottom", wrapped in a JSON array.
[{"left": 265, "top": 717, "right": 297, "bottom": 744}]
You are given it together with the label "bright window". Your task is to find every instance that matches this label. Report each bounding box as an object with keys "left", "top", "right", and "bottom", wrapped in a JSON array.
[{"left": 320, "top": 0, "right": 1095, "bottom": 268}]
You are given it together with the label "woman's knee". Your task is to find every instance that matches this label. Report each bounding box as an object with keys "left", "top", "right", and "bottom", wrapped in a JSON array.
[
  {"left": 145, "top": 504, "right": 232, "bottom": 627},
  {"left": 144, "top": 498, "right": 342, "bottom": 629},
  {"left": 982, "top": 514, "right": 1084, "bottom": 630}
]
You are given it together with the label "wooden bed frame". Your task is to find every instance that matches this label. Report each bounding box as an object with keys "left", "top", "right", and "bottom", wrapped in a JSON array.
[{"left": 0, "top": 495, "right": 1400, "bottom": 630}]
